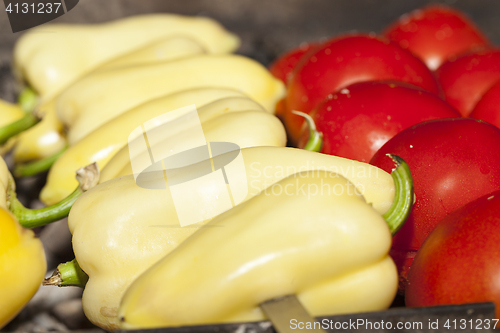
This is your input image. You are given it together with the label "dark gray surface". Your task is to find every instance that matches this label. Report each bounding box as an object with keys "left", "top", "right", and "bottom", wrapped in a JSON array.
[{"left": 0, "top": 0, "right": 500, "bottom": 102}]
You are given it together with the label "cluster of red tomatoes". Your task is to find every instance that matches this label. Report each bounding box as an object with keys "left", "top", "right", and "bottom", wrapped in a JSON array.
[{"left": 269, "top": 5, "right": 500, "bottom": 318}]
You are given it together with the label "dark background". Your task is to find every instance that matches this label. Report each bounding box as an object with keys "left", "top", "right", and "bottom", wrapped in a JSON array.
[{"left": 0, "top": 0, "right": 499, "bottom": 101}]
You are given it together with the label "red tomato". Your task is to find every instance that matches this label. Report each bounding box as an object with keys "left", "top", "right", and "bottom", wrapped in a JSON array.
[
  {"left": 269, "top": 42, "right": 318, "bottom": 85},
  {"left": 436, "top": 49, "right": 500, "bottom": 117},
  {"left": 370, "top": 118, "right": 500, "bottom": 291},
  {"left": 284, "top": 34, "right": 441, "bottom": 144},
  {"left": 297, "top": 81, "right": 460, "bottom": 163},
  {"left": 383, "top": 5, "right": 490, "bottom": 70},
  {"left": 270, "top": 42, "right": 319, "bottom": 119},
  {"left": 470, "top": 81, "right": 500, "bottom": 129},
  {"left": 406, "top": 190, "right": 500, "bottom": 320}
]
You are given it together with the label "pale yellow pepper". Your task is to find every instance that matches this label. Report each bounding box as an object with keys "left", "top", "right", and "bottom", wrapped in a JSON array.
[
  {"left": 41, "top": 94, "right": 285, "bottom": 205},
  {"left": 119, "top": 171, "right": 397, "bottom": 328},
  {"left": 66, "top": 147, "right": 400, "bottom": 330},
  {"left": 56, "top": 54, "right": 285, "bottom": 144}
]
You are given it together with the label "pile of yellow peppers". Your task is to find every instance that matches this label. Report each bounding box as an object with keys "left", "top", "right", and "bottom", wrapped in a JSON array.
[
  {"left": 56, "top": 146, "right": 411, "bottom": 330},
  {"left": 6, "top": 14, "right": 241, "bottom": 161},
  {"left": 0, "top": 13, "right": 415, "bottom": 332}
]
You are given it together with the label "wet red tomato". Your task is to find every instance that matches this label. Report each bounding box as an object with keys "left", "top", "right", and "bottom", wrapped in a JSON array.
[
  {"left": 383, "top": 5, "right": 490, "bottom": 70},
  {"left": 297, "top": 81, "right": 459, "bottom": 162},
  {"left": 370, "top": 118, "right": 500, "bottom": 291},
  {"left": 284, "top": 34, "right": 441, "bottom": 144},
  {"left": 470, "top": 81, "right": 500, "bottom": 129},
  {"left": 269, "top": 42, "right": 318, "bottom": 85},
  {"left": 406, "top": 190, "right": 500, "bottom": 320},
  {"left": 436, "top": 49, "right": 500, "bottom": 117}
]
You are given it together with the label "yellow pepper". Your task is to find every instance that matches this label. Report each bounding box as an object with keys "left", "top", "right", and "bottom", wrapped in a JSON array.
[
  {"left": 41, "top": 94, "right": 286, "bottom": 205},
  {"left": 40, "top": 87, "right": 246, "bottom": 186},
  {"left": 119, "top": 170, "right": 401, "bottom": 328},
  {"left": 0, "top": 207, "right": 46, "bottom": 329},
  {"left": 50, "top": 147, "right": 412, "bottom": 331},
  {"left": 13, "top": 14, "right": 239, "bottom": 100},
  {"left": 93, "top": 35, "right": 207, "bottom": 71},
  {"left": 0, "top": 157, "right": 47, "bottom": 328},
  {"left": 56, "top": 54, "right": 285, "bottom": 145}
]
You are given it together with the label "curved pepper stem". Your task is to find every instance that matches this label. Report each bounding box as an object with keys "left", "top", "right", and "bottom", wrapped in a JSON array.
[
  {"left": 43, "top": 259, "right": 88, "bottom": 288},
  {"left": 8, "top": 163, "right": 99, "bottom": 228},
  {"left": 382, "top": 154, "right": 414, "bottom": 235},
  {"left": 292, "top": 110, "right": 323, "bottom": 152},
  {"left": 0, "top": 112, "right": 39, "bottom": 145},
  {"left": 14, "top": 146, "right": 68, "bottom": 177},
  {"left": 0, "top": 88, "right": 40, "bottom": 145}
]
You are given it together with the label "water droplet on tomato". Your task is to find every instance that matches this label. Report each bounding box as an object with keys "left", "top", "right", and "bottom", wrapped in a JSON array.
[{"left": 480, "top": 165, "right": 490, "bottom": 175}]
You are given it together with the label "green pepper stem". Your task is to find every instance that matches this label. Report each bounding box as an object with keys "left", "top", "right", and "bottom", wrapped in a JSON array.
[
  {"left": 43, "top": 259, "right": 88, "bottom": 288},
  {"left": 0, "top": 112, "right": 39, "bottom": 145},
  {"left": 18, "top": 87, "right": 38, "bottom": 113},
  {"left": 0, "top": 88, "right": 40, "bottom": 145},
  {"left": 292, "top": 110, "right": 323, "bottom": 152},
  {"left": 14, "top": 146, "right": 68, "bottom": 177},
  {"left": 382, "top": 154, "right": 414, "bottom": 235},
  {"left": 8, "top": 163, "right": 99, "bottom": 228}
]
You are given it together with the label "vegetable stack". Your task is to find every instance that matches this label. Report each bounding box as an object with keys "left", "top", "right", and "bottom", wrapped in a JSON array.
[
  {"left": 11, "top": 3, "right": 500, "bottom": 331},
  {"left": 47, "top": 147, "right": 413, "bottom": 330}
]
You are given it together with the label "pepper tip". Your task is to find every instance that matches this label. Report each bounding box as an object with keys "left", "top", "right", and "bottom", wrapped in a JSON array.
[
  {"left": 42, "top": 269, "right": 62, "bottom": 287},
  {"left": 76, "top": 162, "right": 100, "bottom": 192},
  {"left": 386, "top": 153, "right": 403, "bottom": 168}
]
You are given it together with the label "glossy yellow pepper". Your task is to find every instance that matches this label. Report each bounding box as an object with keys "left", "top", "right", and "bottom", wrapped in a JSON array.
[
  {"left": 39, "top": 87, "right": 247, "bottom": 196},
  {"left": 56, "top": 54, "right": 285, "bottom": 145},
  {"left": 40, "top": 94, "right": 285, "bottom": 205},
  {"left": 119, "top": 171, "right": 399, "bottom": 328},
  {"left": 0, "top": 157, "right": 46, "bottom": 328},
  {"left": 0, "top": 207, "right": 46, "bottom": 329}
]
